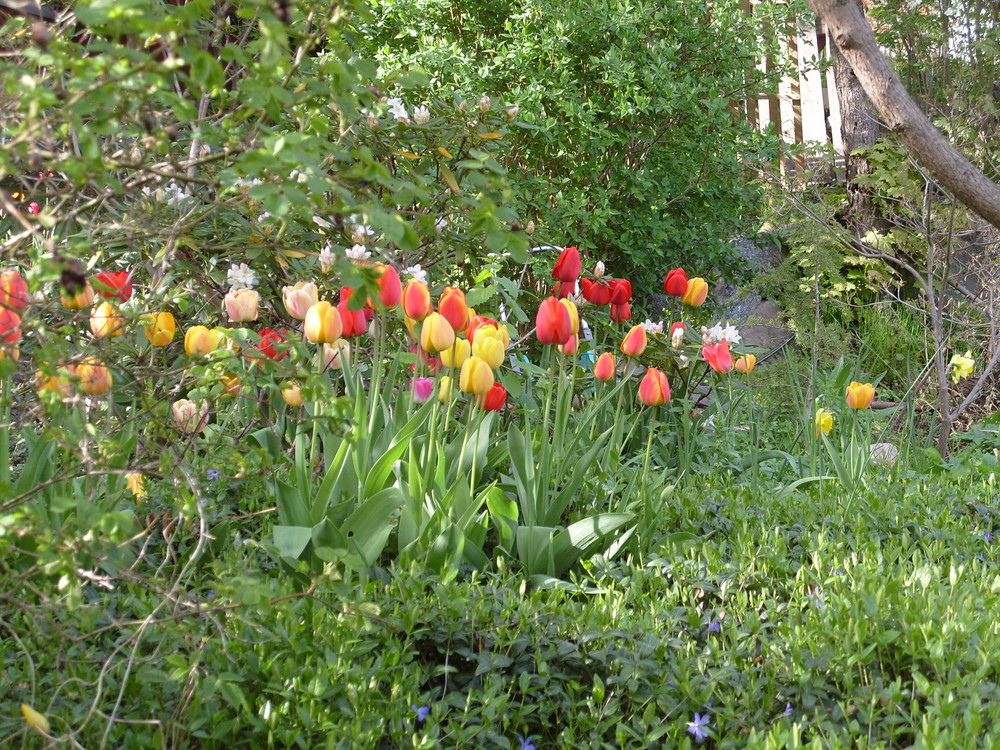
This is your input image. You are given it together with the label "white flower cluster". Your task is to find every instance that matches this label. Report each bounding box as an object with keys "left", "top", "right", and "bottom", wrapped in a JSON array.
[
  {"left": 404, "top": 264, "right": 428, "bottom": 284},
  {"left": 347, "top": 214, "right": 376, "bottom": 244},
  {"left": 227, "top": 263, "right": 257, "bottom": 290},
  {"left": 701, "top": 323, "right": 741, "bottom": 346},
  {"left": 318, "top": 244, "right": 336, "bottom": 274},
  {"left": 346, "top": 244, "right": 372, "bottom": 262},
  {"left": 386, "top": 97, "right": 409, "bottom": 123},
  {"left": 641, "top": 319, "right": 664, "bottom": 335}
]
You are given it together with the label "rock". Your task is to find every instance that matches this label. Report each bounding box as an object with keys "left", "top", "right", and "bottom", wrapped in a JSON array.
[{"left": 869, "top": 442, "right": 899, "bottom": 467}]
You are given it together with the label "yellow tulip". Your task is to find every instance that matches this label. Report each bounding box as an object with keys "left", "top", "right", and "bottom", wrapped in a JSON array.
[
  {"left": 440, "top": 337, "right": 471, "bottom": 369},
  {"left": 125, "top": 472, "right": 146, "bottom": 500},
  {"left": 90, "top": 301, "right": 125, "bottom": 339},
  {"left": 419, "top": 312, "right": 456, "bottom": 354},
  {"left": 472, "top": 335, "right": 505, "bottom": 369},
  {"left": 21, "top": 704, "right": 50, "bottom": 735},
  {"left": 438, "top": 375, "right": 455, "bottom": 402},
  {"left": 459, "top": 356, "right": 493, "bottom": 396},
  {"left": 735, "top": 354, "right": 756, "bottom": 374},
  {"left": 281, "top": 382, "right": 303, "bottom": 407},
  {"left": 144, "top": 312, "right": 176, "bottom": 346},
  {"left": 61, "top": 280, "right": 94, "bottom": 310},
  {"left": 184, "top": 325, "right": 222, "bottom": 357},
  {"left": 559, "top": 298, "right": 580, "bottom": 335},
  {"left": 815, "top": 408, "right": 834, "bottom": 438},
  {"left": 845, "top": 381, "right": 875, "bottom": 409},
  {"left": 304, "top": 301, "right": 343, "bottom": 344},
  {"left": 681, "top": 277, "right": 709, "bottom": 307}
]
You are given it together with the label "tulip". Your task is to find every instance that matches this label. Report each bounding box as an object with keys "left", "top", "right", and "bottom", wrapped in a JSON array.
[
  {"left": 172, "top": 398, "right": 209, "bottom": 433},
  {"left": 553, "top": 280, "right": 575, "bottom": 299},
  {"left": 257, "top": 327, "right": 288, "bottom": 361},
  {"left": 440, "top": 337, "right": 471, "bottom": 369},
  {"left": 681, "top": 277, "right": 709, "bottom": 307},
  {"left": 225, "top": 288, "right": 259, "bottom": 322},
  {"left": 663, "top": 268, "right": 688, "bottom": 297},
  {"left": 410, "top": 344, "right": 441, "bottom": 374},
  {"left": 670, "top": 322, "right": 685, "bottom": 349},
  {"left": 438, "top": 375, "right": 455, "bottom": 402},
  {"left": 0, "top": 308, "right": 20, "bottom": 344},
  {"left": 460, "top": 356, "right": 493, "bottom": 396},
  {"left": 0, "top": 269, "right": 28, "bottom": 313},
  {"left": 185, "top": 325, "right": 223, "bottom": 357},
  {"left": 479, "top": 381, "right": 507, "bottom": 411},
  {"left": 219, "top": 373, "right": 242, "bottom": 397},
  {"left": 90, "top": 301, "right": 124, "bottom": 339},
  {"left": 61, "top": 280, "right": 94, "bottom": 309},
  {"left": 125, "top": 472, "right": 146, "bottom": 500},
  {"left": 402, "top": 279, "right": 433, "bottom": 321},
  {"left": 608, "top": 278, "right": 632, "bottom": 306},
  {"left": 552, "top": 246, "right": 582, "bottom": 283},
  {"left": 35, "top": 365, "right": 73, "bottom": 397},
  {"left": 144, "top": 312, "right": 176, "bottom": 346},
  {"left": 438, "top": 286, "right": 469, "bottom": 333},
  {"left": 76, "top": 356, "right": 112, "bottom": 395},
  {"left": 610, "top": 302, "right": 631, "bottom": 322},
  {"left": 702, "top": 340, "right": 734, "bottom": 373},
  {"left": 281, "top": 382, "right": 303, "bottom": 407},
  {"left": 337, "top": 288, "right": 367, "bottom": 337},
  {"left": 304, "top": 301, "right": 343, "bottom": 343},
  {"left": 559, "top": 334, "right": 579, "bottom": 356},
  {"left": 94, "top": 270, "right": 133, "bottom": 302},
  {"left": 620, "top": 325, "right": 647, "bottom": 356},
  {"left": 560, "top": 298, "right": 579, "bottom": 335},
  {"left": 472, "top": 334, "right": 505, "bottom": 369},
  {"left": 594, "top": 352, "right": 616, "bottom": 381},
  {"left": 468, "top": 315, "right": 499, "bottom": 343},
  {"left": 735, "top": 354, "right": 756, "bottom": 374},
  {"left": 580, "top": 278, "right": 612, "bottom": 306},
  {"left": 282, "top": 281, "right": 319, "bottom": 320},
  {"left": 323, "top": 339, "right": 351, "bottom": 369},
  {"left": 845, "top": 381, "right": 875, "bottom": 409},
  {"left": 377, "top": 265, "right": 402, "bottom": 307},
  {"left": 815, "top": 407, "right": 835, "bottom": 438},
  {"left": 535, "top": 296, "right": 572, "bottom": 345},
  {"left": 21, "top": 704, "right": 50, "bottom": 735},
  {"left": 410, "top": 376, "right": 434, "bottom": 403},
  {"left": 638, "top": 368, "right": 671, "bottom": 406},
  {"left": 419, "top": 312, "right": 456, "bottom": 354},
  {"left": 470, "top": 318, "right": 510, "bottom": 349}
]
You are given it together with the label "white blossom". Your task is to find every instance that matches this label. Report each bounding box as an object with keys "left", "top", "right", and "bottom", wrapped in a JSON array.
[
  {"left": 227, "top": 263, "right": 257, "bottom": 290},
  {"left": 479, "top": 95, "right": 491, "bottom": 112},
  {"left": 507, "top": 104, "right": 520, "bottom": 119},
  {"left": 313, "top": 215, "right": 333, "bottom": 230},
  {"left": 162, "top": 181, "right": 194, "bottom": 208},
  {"left": 386, "top": 97, "right": 409, "bottom": 122},
  {"left": 289, "top": 169, "right": 308, "bottom": 183},
  {"left": 318, "top": 244, "right": 336, "bottom": 274},
  {"left": 404, "top": 264, "right": 428, "bottom": 284},
  {"left": 593, "top": 261, "right": 605, "bottom": 279},
  {"left": 434, "top": 217, "right": 449, "bottom": 232},
  {"left": 413, "top": 105, "right": 431, "bottom": 124},
  {"left": 671, "top": 326, "right": 685, "bottom": 349},
  {"left": 641, "top": 319, "right": 663, "bottom": 335},
  {"left": 346, "top": 244, "right": 372, "bottom": 262},
  {"left": 702, "top": 325, "right": 724, "bottom": 345},
  {"left": 720, "top": 324, "right": 742, "bottom": 345}
]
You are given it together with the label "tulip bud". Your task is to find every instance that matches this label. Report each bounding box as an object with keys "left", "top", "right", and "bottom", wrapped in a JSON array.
[
  {"left": 90, "top": 301, "right": 124, "bottom": 338},
  {"left": 479, "top": 95, "right": 491, "bottom": 112},
  {"left": 144, "top": 312, "right": 176, "bottom": 346},
  {"left": 472, "top": 334, "right": 505, "bottom": 369},
  {"left": 225, "top": 288, "right": 259, "bottom": 322},
  {"left": 0, "top": 308, "right": 21, "bottom": 345},
  {"left": 419, "top": 312, "right": 456, "bottom": 354},
  {"left": 702, "top": 340, "right": 734, "bottom": 373},
  {"left": 282, "top": 281, "right": 319, "bottom": 320},
  {"left": 94, "top": 270, "right": 133, "bottom": 302},
  {"left": 681, "top": 277, "right": 709, "bottom": 307},
  {"left": 638, "top": 368, "right": 671, "bottom": 406},
  {"left": 438, "top": 287, "right": 469, "bottom": 333},
  {"left": 410, "top": 376, "right": 434, "bottom": 403},
  {"left": 35, "top": 364, "right": 73, "bottom": 397},
  {"left": 322, "top": 339, "right": 351, "bottom": 369},
  {"left": 438, "top": 375, "right": 455, "bottom": 402},
  {"left": 0, "top": 269, "right": 29, "bottom": 313},
  {"left": 76, "top": 356, "right": 112, "bottom": 395},
  {"left": 377, "top": 265, "right": 402, "bottom": 308},
  {"left": 184, "top": 325, "right": 223, "bottom": 357},
  {"left": 845, "top": 381, "right": 875, "bottom": 409},
  {"left": 402, "top": 280, "right": 433, "bottom": 321},
  {"left": 219, "top": 373, "right": 242, "bottom": 397},
  {"left": 21, "top": 704, "right": 50, "bottom": 735},
  {"left": 172, "top": 398, "right": 209, "bottom": 433},
  {"left": 460, "top": 356, "right": 493, "bottom": 396},
  {"left": 559, "top": 298, "right": 580, "bottom": 335},
  {"left": 815, "top": 407, "right": 835, "bottom": 438},
  {"left": 535, "top": 297, "right": 572, "bottom": 346},
  {"left": 61, "top": 280, "right": 94, "bottom": 310},
  {"left": 479, "top": 381, "right": 507, "bottom": 411},
  {"left": 507, "top": 104, "right": 520, "bottom": 119},
  {"left": 304, "top": 301, "right": 344, "bottom": 344},
  {"left": 620, "top": 325, "right": 647, "bottom": 357},
  {"left": 558, "top": 334, "right": 579, "bottom": 356},
  {"left": 735, "top": 354, "right": 756, "bottom": 374},
  {"left": 552, "top": 246, "right": 582, "bottom": 283},
  {"left": 593, "top": 261, "right": 606, "bottom": 280},
  {"left": 663, "top": 268, "right": 688, "bottom": 297},
  {"left": 440, "top": 337, "right": 471, "bottom": 369},
  {"left": 670, "top": 322, "right": 685, "bottom": 349},
  {"left": 593, "top": 352, "right": 616, "bottom": 381},
  {"left": 281, "top": 382, "right": 303, "bottom": 407}
]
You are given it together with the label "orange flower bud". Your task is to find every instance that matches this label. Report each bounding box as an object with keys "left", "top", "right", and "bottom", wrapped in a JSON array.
[
  {"left": 76, "top": 357, "right": 112, "bottom": 395},
  {"left": 535, "top": 297, "right": 572, "bottom": 345},
  {"left": 281, "top": 382, "right": 303, "bottom": 407},
  {"left": 681, "top": 277, "right": 708, "bottom": 307},
  {"left": 0, "top": 269, "right": 29, "bottom": 313},
  {"left": 90, "top": 301, "right": 124, "bottom": 339},
  {"left": 620, "top": 325, "right": 647, "bottom": 356},
  {"left": 402, "top": 280, "right": 433, "bottom": 321},
  {"left": 438, "top": 286, "right": 469, "bottom": 333},
  {"left": 845, "top": 381, "right": 875, "bottom": 409},
  {"left": 184, "top": 325, "right": 223, "bottom": 357},
  {"left": 61, "top": 280, "right": 94, "bottom": 310},
  {"left": 593, "top": 352, "right": 616, "bottom": 381},
  {"left": 735, "top": 354, "right": 756, "bottom": 374},
  {"left": 638, "top": 368, "right": 670, "bottom": 406}
]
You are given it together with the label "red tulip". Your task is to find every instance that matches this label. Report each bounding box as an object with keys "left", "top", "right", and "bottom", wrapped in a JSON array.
[
  {"left": 0, "top": 308, "right": 21, "bottom": 344},
  {"left": 580, "top": 278, "right": 611, "bottom": 306},
  {"left": 638, "top": 368, "right": 671, "bottom": 406},
  {"left": 377, "top": 265, "right": 402, "bottom": 307},
  {"left": 610, "top": 302, "right": 631, "bottom": 322},
  {"left": 535, "top": 296, "right": 573, "bottom": 345},
  {"left": 702, "top": 340, "right": 734, "bottom": 373},
  {"left": 551, "top": 246, "right": 582, "bottom": 283},
  {"left": 608, "top": 279, "right": 632, "bottom": 306},
  {"left": 553, "top": 280, "right": 575, "bottom": 299},
  {"left": 438, "top": 286, "right": 469, "bottom": 333},
  {"left": 663, "top": 268, "right": 688, "bottom": 297},
  {"left": 94, "top": 270, "right": 133, "bottom": 302},
  {"left": 0, "top": 269, "right": 29, "bottom": 313},
  {"left": 467, "top": 315, "right": 499, "bottom": 343},
  {"left": 479, "top": 381, "right": 507, "bottom": 411},
  {"left": 338, "top": 288, "right": 367, "bottom": 338},
  {"left": 256, "top": 327, "right": 289, "bottom": 361}
]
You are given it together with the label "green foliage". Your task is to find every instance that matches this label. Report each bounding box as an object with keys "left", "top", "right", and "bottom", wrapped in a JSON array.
[{"left": 357, "top": 0, "right": 774, "bottom": 287}]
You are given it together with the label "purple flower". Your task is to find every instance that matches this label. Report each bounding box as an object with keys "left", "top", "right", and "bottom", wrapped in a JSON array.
[
  {"left": 982, "top": 531, "right": 995, "bottom": 543},
  {"left": 410, "top": 377, "right": 434, "bottom": 404},
  {"left": 779, "top": 702, "right": 793, "bottom": 717},
  {"left": 518, "top": 737, "right": 536, "bottom": 750},
  {"left": 411, "top": 704, "right": 430, "bottom": 724},
  {"left": 206, "top": 468, "right": 221, "bottom": 481},
  {"left": 808, "top": 587, "right": 826, "bottom": 610},
  {"left": 706, "top": 617, "right": 721, "bottom": 633},
  {"left": 687, "top": 712, "right": 710, "bottom": 742}
]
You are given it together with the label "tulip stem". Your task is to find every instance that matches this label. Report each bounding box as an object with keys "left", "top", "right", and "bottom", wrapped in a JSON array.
[{"left": 0, "top": 376, "right": 9, "bottom": 488}]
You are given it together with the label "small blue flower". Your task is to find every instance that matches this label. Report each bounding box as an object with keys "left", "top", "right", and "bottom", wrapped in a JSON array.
[
  {"left": 687, "top": 712, "right": 710, "bottom": 742},
  {"left": 808, "top": 587, "right": 826, "bottom": 610},
  {"left": 982, "top": 531, "right": 995, "bottom": 543},
  {"left": 206, "top": 468, "right": 221, "bottom": 481},
  {"left": 779, "top": 702, "right": 793, "bottom": 717},
  {"left": 706, "top": 617, "right": 721, "bottom": 633},
  {"left": 518, "top": 737, "right": 536, "bottom": 750},
  {"left": 410, "top": 704, "right": 430, "bottom": 724}
]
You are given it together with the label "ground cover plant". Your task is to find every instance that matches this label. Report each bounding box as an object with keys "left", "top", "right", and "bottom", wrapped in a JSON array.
[{"left": 1, "top": 0, "right": 1000, "bottom": 747}]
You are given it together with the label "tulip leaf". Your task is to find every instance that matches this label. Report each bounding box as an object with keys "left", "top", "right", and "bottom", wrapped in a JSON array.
[
  {"left": 487, "top": 488, "right": 518, "bottom": 552},
  {"left": 547, "top": 428, "right": 612, "bottom": 526},
  {"left": 363, "top": 403, "right": 430, "bottom": 498},
  {"left": 273, "top": 525, "right": 313, "bottom": 560},
  {"left": 549, "top": 513, "right": 635, "bottom": 578},
  {"left": 341, "top": 488, "right": 403, "bottom": 568}
]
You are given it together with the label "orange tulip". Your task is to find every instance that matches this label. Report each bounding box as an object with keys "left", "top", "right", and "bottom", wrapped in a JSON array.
[
  {"left": 281, "top": 382, "right": 303, "bottom": 407},
  {"left": 0, "top": 269, "right": 28, "bottom": 313},
  {"left": 438, "top": 286, "right": 469, "bottom": 333},
  {"left": 402, "top": 280, "right": 433, "bottom": 321},
  {"left": 681, "top": 277, "right": 709, "bottom": 307},
  {"left": 377, "top": 265, "right": 402, "bottom": 308},
  {"left": 535, "top": 296, "right": 572, "bottom": 345},
  {"left": 559, "top": 298, "right": 579, "bottom": 335},
  {"left": 594, "top": 352, "right": 616, "bottom": 381},
  {"left": 735, "top": 354, "right": 756, "bottom": 374},
  {"left": 61, "top": 280, "right": 94, "bottom": 310},
  {"left": 419, "top": 312, "right": 456, "bottom": 354},
  {"left": 620, "top": 325, "right": 647, "bottom": 357},
  {"left": 638, "top": 368, "right": 670, "bottom": 406},
  {"left": 304, "top": 301, "right": 343, "bottom": 343},
  {"left": 76, "top": 357, "right": 112, "bottom": 395},
  {"left": 846, "top": 381, "right": 875, "bottom": 409},
  {"left": 90, "top": 301, "right": 124, "bottom": 339}
]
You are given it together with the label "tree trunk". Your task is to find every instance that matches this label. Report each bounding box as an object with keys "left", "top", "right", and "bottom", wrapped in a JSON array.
[
  {"left": 829, "top": 3, "right": 881, "bottom": 231},
  {"left": 808, "top": 0, "right": 1000, "bottom": 231}
]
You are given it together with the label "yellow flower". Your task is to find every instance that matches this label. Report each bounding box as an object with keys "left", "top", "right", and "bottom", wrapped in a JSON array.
[
  {"left": 125, "top": 472, "right": 146, "bottom": 500},
  {"left": 815, "top": 408, "right": 834, "bottom": 439},
  {"left": 21, "top": 704, "right": 50, "bottom": 734},
  {"left": 949, "top": 350, "right": 974, "bottom": 384}
]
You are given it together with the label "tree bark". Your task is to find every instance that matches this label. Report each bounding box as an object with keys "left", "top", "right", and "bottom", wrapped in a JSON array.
[{"left": 808, "top": 0, "right": 1000, "bottom": 231}]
